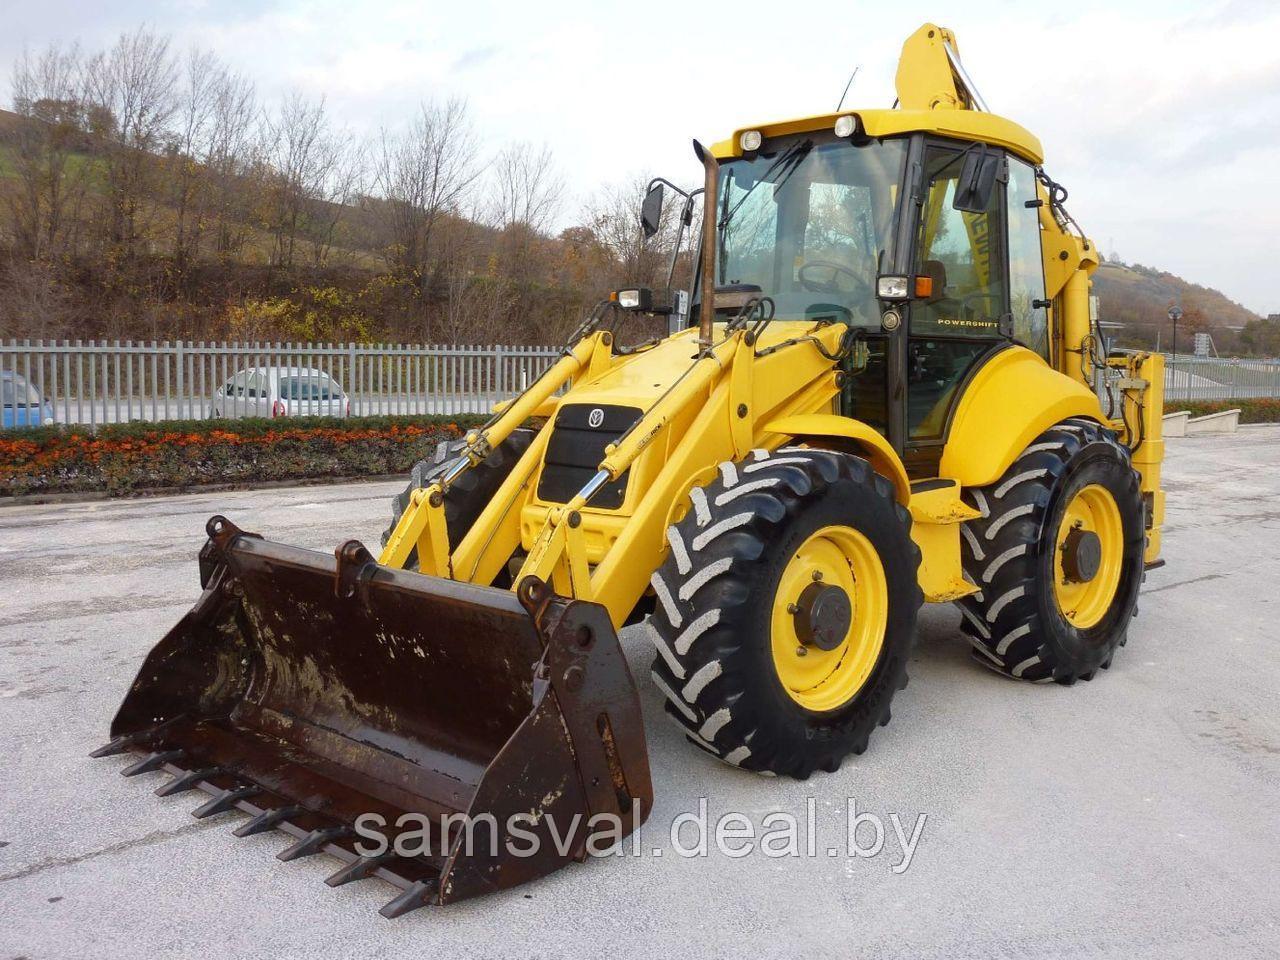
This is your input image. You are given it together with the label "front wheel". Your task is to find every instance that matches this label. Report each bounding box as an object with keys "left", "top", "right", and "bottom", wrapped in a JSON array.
[{"left": 647, "top": 448, "right": 922, "bottom": 779}]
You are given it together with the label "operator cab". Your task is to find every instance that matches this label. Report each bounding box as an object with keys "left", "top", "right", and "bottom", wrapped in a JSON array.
[{"left": 687, "top": 114, "right": 1052, "bottom": 476}]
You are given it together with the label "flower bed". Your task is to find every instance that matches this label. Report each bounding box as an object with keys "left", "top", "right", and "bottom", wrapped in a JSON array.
[
  {"left": 1171, "top": 398, "right": 1280, "bottom": 424},
  {"left": 0, "top": 414, "right": 487, "bottom": 497}
]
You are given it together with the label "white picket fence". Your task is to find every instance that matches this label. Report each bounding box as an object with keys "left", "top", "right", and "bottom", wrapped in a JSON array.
[
  {"left": 0, "top": 339, "right": 561, "bottom": 429},
  {"left": 1163, "top": 355, "right": 1280, "bottom": 402},
  {"left": 6, "top": 339, "right": 1275, "bottom": 431}
]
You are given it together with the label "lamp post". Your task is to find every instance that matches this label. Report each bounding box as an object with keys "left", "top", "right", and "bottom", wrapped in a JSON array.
[{"left": 1168, "top": 303, "right": 1183, "bottom": 362}]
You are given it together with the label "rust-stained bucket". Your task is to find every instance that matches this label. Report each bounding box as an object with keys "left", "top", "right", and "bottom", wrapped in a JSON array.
[{"left": 92, "top": 516, "right": 652, "bottom": 917}]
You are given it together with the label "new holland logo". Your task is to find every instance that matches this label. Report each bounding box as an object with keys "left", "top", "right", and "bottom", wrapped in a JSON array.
[{"left": 587, "top": 408, "right": 605, "bottom": 428}]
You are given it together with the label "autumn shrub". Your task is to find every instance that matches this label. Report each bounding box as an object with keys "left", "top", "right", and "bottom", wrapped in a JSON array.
[{"left": 0, "top": 414, "right": 486, "bottom": 497}]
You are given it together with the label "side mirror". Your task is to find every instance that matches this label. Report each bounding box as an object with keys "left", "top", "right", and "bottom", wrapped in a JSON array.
[
  {"left": 640, "top": 183, "right": 664, "bottom": 238},
  {"left": 953, "top": 148, "right": 1002, "bottom": 213}
]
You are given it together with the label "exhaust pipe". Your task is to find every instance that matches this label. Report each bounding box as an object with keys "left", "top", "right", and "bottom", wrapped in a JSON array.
[{"left": 692, "top": 139, "right": 719, "bottom": 348}]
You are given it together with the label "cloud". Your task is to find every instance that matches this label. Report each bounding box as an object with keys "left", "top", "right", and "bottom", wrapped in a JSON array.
[{"left": 452, "top": 45, "right": 499, "bottom": 72}]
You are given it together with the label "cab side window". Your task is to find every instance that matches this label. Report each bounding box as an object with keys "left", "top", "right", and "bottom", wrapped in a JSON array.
[
  {"left": 1006, "top": 157, "right": 1049, "bottom": 359},
  {"left": 912, "top": 147, "right": 1006, "bottom": 338},
  {"left": 906, "top": 145, "right": 1008, "bottom": 441}
]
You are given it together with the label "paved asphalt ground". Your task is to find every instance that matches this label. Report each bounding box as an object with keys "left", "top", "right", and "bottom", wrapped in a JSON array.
[{"left": 1, "top": 429, "right": 1278, "bottom": 959}]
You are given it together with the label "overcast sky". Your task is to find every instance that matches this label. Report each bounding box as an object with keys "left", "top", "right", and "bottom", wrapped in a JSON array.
[{"left": 2, "top": 0, "right": 1277, "bottom": 315}]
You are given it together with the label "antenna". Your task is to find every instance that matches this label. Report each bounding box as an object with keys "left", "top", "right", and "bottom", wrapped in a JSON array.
[{"left": 836, "top": 66, "right": 860, "bottom": 111}]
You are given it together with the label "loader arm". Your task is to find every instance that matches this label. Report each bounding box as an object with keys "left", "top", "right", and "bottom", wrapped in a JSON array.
[{"left": 388, "top": 315, "right": 854, "bottom": 629}]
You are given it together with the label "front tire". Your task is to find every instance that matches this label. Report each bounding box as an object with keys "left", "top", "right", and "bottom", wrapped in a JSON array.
[
  {"left": 957, "top": 418, "right": 1144, "bottom": 683},
  {"left": 381, "top": 429, "right": 536, "bottom": 569},
  {"left": 647, "top": 448, "right": 922, "bottom": 779}
]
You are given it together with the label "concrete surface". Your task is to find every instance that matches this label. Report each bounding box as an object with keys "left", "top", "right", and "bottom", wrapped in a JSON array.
[
  {"left": 1, "top": 430, "right": 1278, "bottom": 959},
  {"left": 1185, "top": 409, "right": 1241, "bottom": 435},
  {"left": 1162, "top": 410, "right": 1191, "bottom": 437}
]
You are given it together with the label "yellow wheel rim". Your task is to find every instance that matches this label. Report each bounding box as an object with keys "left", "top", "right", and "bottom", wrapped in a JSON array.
[
  {"left": 1053, "top": 484, "right": 1124, "bottom": 629},
  {"left": 770, "top": 525, "right": 888, "bottom": 712}
]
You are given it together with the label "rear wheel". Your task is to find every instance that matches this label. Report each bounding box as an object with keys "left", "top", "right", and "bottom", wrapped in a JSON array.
[
  {"left": 381, "top": 429, "right": 536, "bottom": 570},
  {"left": 957, "top": 418, "right": 1144, "bottom": 683},
  {"left": 647, "top": 448, "right": 922, "bottom": 778}
]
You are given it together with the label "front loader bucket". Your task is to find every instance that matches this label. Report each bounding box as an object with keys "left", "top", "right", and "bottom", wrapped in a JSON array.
[{"left": 93, "top": 516, "right": 652, "bottom": 917}]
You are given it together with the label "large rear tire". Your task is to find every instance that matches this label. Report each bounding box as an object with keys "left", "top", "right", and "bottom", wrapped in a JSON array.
[
  {"left": 381, "top": 429, "right": 536, "bottom": 570},
  {"left": 957, "top": 418, "right": 1144, "bottom": 683},
  {"left": 647, "top": 447, "right": 922, "bottom": 779}
]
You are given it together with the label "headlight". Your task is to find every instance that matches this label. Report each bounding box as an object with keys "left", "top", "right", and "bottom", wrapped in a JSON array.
[
  {"left": 876, "top": 276, "right": 910, "bottom": 300},
  {"left": 833, "top": 115, "right": 857, "bottom": 138},
  {"left": 739, "top": 129, "right": 762, "bottom": 152},
  {"left": 612, "top": 288, "right": 652, "bottom": 311}
]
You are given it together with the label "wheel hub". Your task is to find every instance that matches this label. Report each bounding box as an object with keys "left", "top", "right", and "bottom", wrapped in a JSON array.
[
  {"left": 1052, "top": 483, "right": 1125, "bottom": 629},
  {"left": 792, "top": 581, "right": 853, "bottom": 651},
  {"left": 771, "top": 525, "right": 888, "bottom": 713},
  {"left": 1061, "top": 526, "right": 1102, "bottom": 583}
]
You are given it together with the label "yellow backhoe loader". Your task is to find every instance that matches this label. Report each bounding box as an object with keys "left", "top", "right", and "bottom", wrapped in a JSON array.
[{"left": 95, "top": 23, "right": 1165, "bottom": 916}]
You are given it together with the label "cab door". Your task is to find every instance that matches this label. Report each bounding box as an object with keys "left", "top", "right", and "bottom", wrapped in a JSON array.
[{"left": 903, "top": 141, "right": 1010, "bottom": 474}]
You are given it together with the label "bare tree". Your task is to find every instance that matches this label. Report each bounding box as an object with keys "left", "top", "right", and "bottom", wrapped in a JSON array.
[
  {"left": 204, "top": 69, "right": 258, "bottom": 260},
  {"left": 84, "top": 27, "right": 177, "bottom": 256},
  {"left": 492, "top": 141, "right": 562, "bottom": 234},
  {"left": 0, "top": 258, "right": 75, "bottom": 338},
  {"left": 167, "top": 46, "right": 222, "bottom": 272},
  {"left": 371, "top": 98, "right": 480, "bottom": 282},
  {"left": 578, "top": 174, "right": 681, "bottom": 291},
  {"left": 489, "top": 141, "right": 563, "bottom": 286},
  {"left": 5, "top": 42, "right": 89, "bottom": 260},
  {"left": 435, "top": 210, "right": 515, "bottom": 344},
  {"left": 261, "top": 92, "right": 343, "bottom": 270},
  {"left": 303, "top": 136, "right": 365, "bottom": 268}
]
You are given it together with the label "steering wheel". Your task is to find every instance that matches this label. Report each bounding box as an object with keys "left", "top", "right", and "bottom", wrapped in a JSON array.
[{"left": 797, "top": 260, "right": 872, "bottom": 299}]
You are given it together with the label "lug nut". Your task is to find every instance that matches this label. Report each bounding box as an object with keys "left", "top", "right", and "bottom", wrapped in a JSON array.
[
  {"left": 811, "top": 570, "right": 823, "bottom": 581},
  {"left": 795, "top": 646, "right": 808, "bottom": 657}
]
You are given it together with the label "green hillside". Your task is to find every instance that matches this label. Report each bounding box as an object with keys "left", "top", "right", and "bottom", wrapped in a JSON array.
[{"left": 1092, "top": 260, "right": 1260, "bottom": 352}]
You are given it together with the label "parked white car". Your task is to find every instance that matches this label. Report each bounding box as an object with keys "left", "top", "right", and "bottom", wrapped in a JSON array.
[{"left": 211, "top": 367, "right": 349, "bottom": 419}]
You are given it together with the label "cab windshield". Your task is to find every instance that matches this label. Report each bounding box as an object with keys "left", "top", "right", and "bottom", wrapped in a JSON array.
[{"left": 714, "top": 136, "right": 907, "bottom": 326}]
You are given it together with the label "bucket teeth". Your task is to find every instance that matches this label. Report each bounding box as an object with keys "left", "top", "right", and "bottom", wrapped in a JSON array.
[
  {"left": 277, "top": 826, "right": 350, "bottom": 862},
  {"left": 232, "top": 805, "right": 304, "bottom": 838},
  {"left": 120, "top": 749, "right": 184, "bottom": 777},
  {"left": 379, "top": 879, "right": 439, "bottom": 919},
  {"left": 154, "top": 767, "right": 222, "bottom": 797},
  {"left": 90, "top": 718, "right": 184, "bottom": 758},
  {"left": 191, "top": 785, "right": 259, "bottom": 819},
  {"left": 324, "top": 854, "right": 396, "bottom": 888},
  {"left": 90, "top": 734, "right": 141, "bottom": 758}
]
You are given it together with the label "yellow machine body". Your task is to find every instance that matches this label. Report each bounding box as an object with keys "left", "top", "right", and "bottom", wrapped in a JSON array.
[{"left": 383, "top": 20, "right": 1166, "bottom": 617}]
